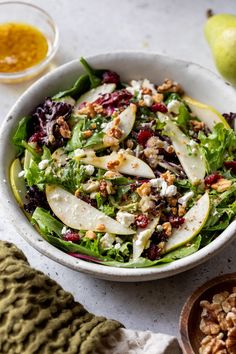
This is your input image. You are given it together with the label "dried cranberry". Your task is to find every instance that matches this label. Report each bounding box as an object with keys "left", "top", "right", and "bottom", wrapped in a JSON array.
[
  {"left": 102, "top": 70, "right": 120, "bottom": 85},
  {"left": 224, "top": 161, "right": 236, "bottom": 174},
  {"left": 146, "top": 243, "right": 161, "bottom": 261},
  {"left": 137, "top": 129, "right": 154, "bottom": 146},
  {"left": 63, "top": 231, "right": 80, "bottom": 243},
  {"left": 151, "top": 103, "right": 168, "bottom": 113},
  {"left": 169, "top": 216, "right": 185, "bottom": 228},
  {"left": 204, "top": 173, "right": 222, "bottom": 186},
  {"left": 135, "top": 214, "right": 149, "bottom": 228},
  {"left": 151, "top": 230, "right": 167, "bottom": 243}
]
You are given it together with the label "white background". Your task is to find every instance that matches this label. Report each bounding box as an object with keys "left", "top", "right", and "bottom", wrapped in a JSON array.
[{"left": 0, "top": 0, "right": 235, "bottom": 338}]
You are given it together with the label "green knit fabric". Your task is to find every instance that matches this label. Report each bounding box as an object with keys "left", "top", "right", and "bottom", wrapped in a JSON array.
[{"left": 0, "top": 241, "right": 122, "bottom": 354}]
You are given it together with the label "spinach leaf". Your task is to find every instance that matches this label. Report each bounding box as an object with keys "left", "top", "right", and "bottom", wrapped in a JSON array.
[
  {"left": 52, "top": 74, "right": 91, "bottom": 100},
  {"left": 84, "top": 131, "right": 105, "bottom": 149},
  {"left": 12, "top": 117, "right": 30, "bottom": 155},
  {"left": 66, "top": 120, "right": 85, "bottom": 151},
  {"left": 32, "top": 207, "right": 63, "bottom": 237},
  {"left": 199, "top": 123, "right": 236, "bottom": 173},
  {"left": 80, "top": 57, "right": 102, "bottom": 88}
]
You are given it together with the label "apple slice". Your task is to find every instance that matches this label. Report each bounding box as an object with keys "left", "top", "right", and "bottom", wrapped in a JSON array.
[
  {"left": 164, "top": 192, "right": 210, "bottom": 253},
  {"left": 10, "top": 158, "right": 27, "bottom": 207},
  {"left": 77, "top": 151, "right": 155, "bottom": 178},
  {"left": 183, "top": 95, "right": 230, "bottom": 131},
  {"left": 158, "top": 113, "right": 206, "bottom": 184},
  {"left": 77, "top": 83, "right": 116, "bottom": 105},
  {"left": 133, "top": 217, "right": 160, "bottom": 260},
  {"left": 46, "top": 185, "right": 134, "bottom": 235}
]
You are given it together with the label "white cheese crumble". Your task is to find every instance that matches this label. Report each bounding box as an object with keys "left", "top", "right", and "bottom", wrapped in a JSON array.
[
  {"left": 167, "top": 100, "right": 182, "bottom": 114},
  {"left": 165, "top": 185, "right": 177, "bottom": 197},
  {"left": 38, "top": 159, "right": 49, "bottom": 170},
  {"left": 61, "top": 226, "right": 68, "bottom": 235},
  {"left": 188, "top": 139, "right": 198, "bottom": 154},
  {"left": 82, "top": 164, "right": 95, "bottom": 176},
  {"left": 116, "top": 211, "right": 135, "bottom": 227},
  {"left": 100, "top": 233, "right": 115, "bottom": 249},
  {"left": 18, "top": 170, "right": 25, "bottom": 178},
  {"left": 143, "top": 95, "right": 153, "bottom": 107},
  {"left": 114, "top": 243, "right": 121, "bottom": 250},
  {"left": 150, "top": 178, "right": 177, "bottom": 197},
  {"left": 178, "top": 191, "right": 194, "bottom": 206}
]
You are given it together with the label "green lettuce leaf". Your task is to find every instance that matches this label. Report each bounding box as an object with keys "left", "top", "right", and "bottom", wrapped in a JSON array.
[{"left": 199, "top": 123, "right": 236, "bottom": 173}]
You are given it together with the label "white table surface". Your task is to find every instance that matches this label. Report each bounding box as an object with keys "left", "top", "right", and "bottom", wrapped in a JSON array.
[{"left": 0, "top": 0, "right": 236, "bottom": 339}]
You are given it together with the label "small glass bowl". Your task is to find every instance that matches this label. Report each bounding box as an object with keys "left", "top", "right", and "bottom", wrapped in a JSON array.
[{"left": 0, "top": 1, "right": 59, "bottom": 83}]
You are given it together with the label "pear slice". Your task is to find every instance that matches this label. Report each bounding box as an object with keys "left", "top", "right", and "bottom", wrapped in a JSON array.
[
  {"left": 133, "top": 217, "right": 160, "bottom": 260},
  {"left": 46, "top": 185, "right": 134, "bottom": 235},
  {"left": 77, "top": 83, "right": 116, "bottom": 105},
  {"left": 77, "top": 151, "right": 155, "bottom": 179},
  {"left": 158, "top": 112, "right": 206, "bottom": 184},
  {"left": 10, "top": 158, "right": 27, "bottom": 207},
  {"left": 91, "top": 104, "right": 137, "bottom": 150},
  {"left": 183, "top": 95, "right": 230, "bottom": 130},
  {"left": 164, "top": 192, "right": 210, "bottom": 253}
]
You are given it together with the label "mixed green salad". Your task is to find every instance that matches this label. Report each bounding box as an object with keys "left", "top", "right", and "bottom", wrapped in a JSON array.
[{"left": 10, "top": 57, "right": 236, "bottom": 268}]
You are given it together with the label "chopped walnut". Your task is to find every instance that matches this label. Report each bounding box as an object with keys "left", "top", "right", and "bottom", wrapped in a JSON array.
[
  {"left": 107, "top": 159, "right": 120, "bottom": 170},
  {"left": 96, "top": 224, "right": 106, "bottom": 232},
  {"left": 166, "top": 145, "right": 175, "bottom": 154},
  {"left": 77, "top": 102, "right": 96, "bottom": 118},
  {"left": 213, "top": 292, "right": 230, "bottom": 305},
  {"left": 143, "top": 147, "right": 160, "bottom": 168},
  {"left": 142, "top": 87, "right": 152, "bottom": 95},
  {"left": 162, "top": 222, "right": 172, "bottom": 237},
  {"left": 83, "top": 130, "right": 93, "bottom": 138},
  {"left": 225, "top": 309, "right": 236, "bottom": 329},
  {"left": 199, "top": 333, "right": 227, "bottom": 354},
  {"left": 56, "top": 117, "right": 71, "bottom": 139},
  {"left": 107, "top": 126, "right": 123, "bottom": 139},
  {"left": 85, "top": 231, "right": 97, "bottom": 240},
  {"left": 90, "top": 122, "right": 97, "bottom": 129},
  {"left": 222, "top": 293, "right": 236, "bottom": 313},
  {"left": 99, "top": 180, "right": 114, "bottom": 196},
  {"left": 138, "top": 99, "right": 145, "bottom": 107},
  {"left": 190, "top": 119, "right": 205, "bottom": 132},
  {"left": 166, "top": 197, "right": 177, "bottom": 207},
  {"left": 157, "top": 79, "right": 183, "bottom": 94},
  {"left": 226, "top": 327, "right": 236, "bottom": 354},
  {"left": 200, "top": 300, "right": 222, "bottom": 335},
  {"left": 178, "top": 205, "right": 186, "bottom": 216},
  {"left": 126, "top": 139, "right": 134, "bottom": 149},
  {"left": 136, "top": 182, "right": 151, "bottom": 197},
  {"left": 146, "top": 136, "right": 165, "bottom": 149},
  {"left": 93, "top": 103, "right": 104, "bottom": 114},
  {"left": 211, "top": 179, "right": 232, "bottom": 193},
  {"left": 153, "top": 93, "right": 164, "bottom": 103},
  {"left": 160, "top": 171, "right": 175, "bottom": 185},
  {"left": 171, "top": 207, "right": 177, "bottom": 215}
]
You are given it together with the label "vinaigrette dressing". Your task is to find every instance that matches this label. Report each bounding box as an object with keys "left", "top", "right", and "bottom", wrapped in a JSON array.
[{"left": 0, "top": 22, "right": 48, "bottom": 73}]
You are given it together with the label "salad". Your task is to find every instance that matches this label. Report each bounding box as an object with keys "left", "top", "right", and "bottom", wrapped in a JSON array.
[{"left": 10, "top": 58, "right": 236, "bottom": 268}]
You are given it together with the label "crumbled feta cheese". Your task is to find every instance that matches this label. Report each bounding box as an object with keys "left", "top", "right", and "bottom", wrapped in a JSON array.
[
  {"left": 100, "top": 233, "right": 115, "bottom": 249},
  {"left": 116, "top": 211, "right": 135, "bottom": 227},
  {"left": 188, "top": 139, "right": 198, "bottom": 154},
  {"left": 82, "top": 164, "right": 95, "bottom": 176},
  {"left": 178, "top": 191, "right": 194, "bottom": 206},
  {"left": 74, "top": 148, "right": 86, "bottom": 158},
  {"left": 114, "top": 243, "right": 121, "bottom": 250},
  {"left": 149, "top": 178, "right": 163, "bottom": 188},
  {"left": 143, "top": 95, "right": 153, "bottom": 107},
  {"left": 133, "top": 228, "right": 152, "bottom": 260},
  {"left": 142, "top": 79, "right": 157, "bottom": 94},
  {"left": 156, "top": 225, "right": 163, "bottom": 232},
  {"left": 38, "top": 159, "right": 49, "bottom": 170},
  {"left": 18, "top": 170, "right": 25, "bottom": 178},
  {"left": 167, "top": 100, "right": 182, "bottom": 114},
  {"left": 165, "top": 185, "right": 177, "bottom": 197},
  {"left": 160, "top": 180, "right": 168, "bottom": 197},
  {"left": 61, "top": 226, "right": 68, "bottom": 235}
]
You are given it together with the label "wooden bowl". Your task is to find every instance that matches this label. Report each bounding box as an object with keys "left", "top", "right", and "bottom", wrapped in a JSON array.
[{"left": 179, "top": 272, "right": 236, "bottom": 353}]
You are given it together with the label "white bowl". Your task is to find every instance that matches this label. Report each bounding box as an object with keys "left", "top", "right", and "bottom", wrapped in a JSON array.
[{"left": 0, "top": 52, "right": 236, "bottom": 282}]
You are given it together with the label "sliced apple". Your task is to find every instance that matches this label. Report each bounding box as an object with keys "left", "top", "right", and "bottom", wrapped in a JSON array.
[
  {"left": 164, "top": 192, "right": 210, "bottom": 253},
  {"left": 183, "top": 95, "right": 230, "bottom": 131},
  {"left": 10, "top": 158, "right": 27, "bottom": 207},
  {"left": 133, "top": 217, "right": 160, "bottom": 260},
  {"left": 77, "top": 83, "right": 116, "bottom": 105},
  {"left": 158, "top": 112, "right": 206, "bottom": 184},
  {"left": 77, "top": 151, "right": 155, "bottom": 179},
  {"left": 46, "top": 185, "right": 134, "bottom": 235}
]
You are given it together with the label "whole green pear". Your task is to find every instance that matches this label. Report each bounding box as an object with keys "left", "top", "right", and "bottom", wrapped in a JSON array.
[{"left": 205, "top": 14, "right": 236, "bottom": 85}]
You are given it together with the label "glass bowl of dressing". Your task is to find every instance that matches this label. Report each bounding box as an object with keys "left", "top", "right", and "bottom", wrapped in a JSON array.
[{"left": 0, "top": 1, "right": 59, "bottom": 83}]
